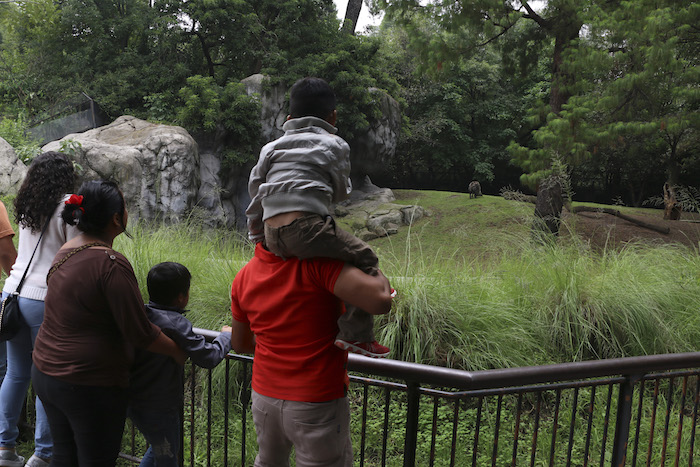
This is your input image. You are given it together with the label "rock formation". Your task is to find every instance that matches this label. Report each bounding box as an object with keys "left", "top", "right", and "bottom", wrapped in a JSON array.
[
  {"left": 0, "top": 139, "right": 27, "bottom": 195},
  {"left": 0, "top": 75, "right": 411, "bottom": 236},
  {"left": 43, "top": 116, "right": 199, "bottom": 223},
  {"left": 336, "top": 177, "right": 426, "bottom": 241}
]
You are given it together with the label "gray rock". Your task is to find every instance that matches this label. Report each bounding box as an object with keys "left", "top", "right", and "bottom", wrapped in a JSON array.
[
  {"left": 43, "top": 116, "right": 199, "bottom": 223},
  {"left": 242, "top": 74, "right": 286, "bottom": 144},
  {"left": 349, "top": 89, "right": 401, "bottom": 185},
  {"left": 0, "top": 139, "right": 27, "bottom": 196},
  {"left": 401, "top": 206, "right": 425, "bottom": 225}
]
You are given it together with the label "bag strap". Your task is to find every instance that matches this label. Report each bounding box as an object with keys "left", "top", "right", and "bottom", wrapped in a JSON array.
[
  {"left": 46, "top": 242, "right": 110, "bottom": 282},
  {"left": 13, "top": 215, "right": 53, "bottom": 295}
]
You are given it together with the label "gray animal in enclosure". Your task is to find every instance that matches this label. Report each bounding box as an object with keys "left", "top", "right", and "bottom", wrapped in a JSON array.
[{"left": 468, "top": 181, "right": 482, "bottom": 198}]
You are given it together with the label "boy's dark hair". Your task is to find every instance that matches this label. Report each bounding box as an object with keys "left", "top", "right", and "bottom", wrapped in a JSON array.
[
  {"left": 147, "top": 262, "right": 191, "bottom": 306},
  {"left": 289, "top": 77, "right": 337, "bottom": 120}
]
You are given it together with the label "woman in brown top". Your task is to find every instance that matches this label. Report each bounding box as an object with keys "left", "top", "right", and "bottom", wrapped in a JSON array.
[{"left": 32, "top": 180, "right": 185, "bottom": 467}]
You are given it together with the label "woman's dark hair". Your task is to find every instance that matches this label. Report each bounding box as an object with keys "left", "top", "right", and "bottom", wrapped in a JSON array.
[
  {"left": 147, "top": 262, "right": 191, "bottom": 306},
  {"left": 14, "top": 151, "right": 75, "bottom": 232},
  {"left": 288, "top": 77, "right": 337, "bottom": 119},
  {"left": 62, "top": 180, "right": 126, "bottom": 235}
]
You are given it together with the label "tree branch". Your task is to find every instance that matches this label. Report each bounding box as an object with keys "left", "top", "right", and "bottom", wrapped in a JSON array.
[{"left": 521, "top": 1, "right": 549, "bottom": 29}]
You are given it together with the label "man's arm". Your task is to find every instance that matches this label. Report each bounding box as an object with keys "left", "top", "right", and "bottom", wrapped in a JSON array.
[
  {"left": 231, "top": 318, "right": 256, "bottom": 354},
  {"left": 0, "top": 235, "right": 17, "bottom": 277},
  {"left": 333, "top": 264, "right": 393, "bottom": 316}
]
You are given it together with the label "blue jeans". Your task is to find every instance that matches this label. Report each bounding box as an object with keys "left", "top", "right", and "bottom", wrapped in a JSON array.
[
  {"left": 127, "top": 407, "right": 180, "bottom": 467},
  {"left": 0, "top": 293, "right": 52, "bottom": 459}
]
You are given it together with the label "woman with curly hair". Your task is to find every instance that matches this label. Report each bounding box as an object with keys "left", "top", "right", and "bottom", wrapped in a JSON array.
[{"left": 0, "top": 152, "right": 79, "bottom": 467}]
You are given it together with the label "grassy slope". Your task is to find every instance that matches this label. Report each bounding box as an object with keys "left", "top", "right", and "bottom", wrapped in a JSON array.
[{"left": 335, "top": 190, "right": 535, "bottom": 269}]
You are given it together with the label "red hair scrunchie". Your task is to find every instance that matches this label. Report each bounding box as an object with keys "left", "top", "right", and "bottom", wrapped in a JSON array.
[{"left": 65, "top": 194, "right": 85, "bottom": 213}]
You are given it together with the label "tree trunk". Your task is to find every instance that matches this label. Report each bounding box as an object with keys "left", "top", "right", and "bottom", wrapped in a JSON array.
[
  {"left": 533, "top": 177, "right": 564, "bottom": 240},
  {"left": 342, "top": 0, "right": 363, "bottom": 34},
  {"left": 663, "top": 182, "right": 681, "bottom": 220},
  {"left": 549, "top": 25, "right": 581, "bottom": 114}
]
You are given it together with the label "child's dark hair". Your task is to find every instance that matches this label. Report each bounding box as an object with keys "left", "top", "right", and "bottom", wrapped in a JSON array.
[
  {"left": 288, "top": 77, "right": 337, "bottom": 120},
  {"left": 61, "top": 180, "right": 127, "bottom": 235},
  {"left": 147, "top": 262, "right": 191, "bottom": 306}
]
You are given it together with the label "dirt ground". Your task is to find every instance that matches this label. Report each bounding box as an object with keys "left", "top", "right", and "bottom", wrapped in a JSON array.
[{"left": 561, "top": 208, "right": 700, "bottom": 250}]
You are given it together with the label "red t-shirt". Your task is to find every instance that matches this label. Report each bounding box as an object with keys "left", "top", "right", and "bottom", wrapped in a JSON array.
[{"left": 231, "top": 243, "right": 347, "bottom": 402}]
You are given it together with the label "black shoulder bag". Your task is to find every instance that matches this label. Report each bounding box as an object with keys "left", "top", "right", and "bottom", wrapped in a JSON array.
[{"left": 0, "top": 216, "right": 51, "bottom": 341}]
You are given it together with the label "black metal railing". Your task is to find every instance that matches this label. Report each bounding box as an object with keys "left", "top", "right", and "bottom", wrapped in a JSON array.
[{"left": 119, "top": 329, "right": 699, "bottom": 466}]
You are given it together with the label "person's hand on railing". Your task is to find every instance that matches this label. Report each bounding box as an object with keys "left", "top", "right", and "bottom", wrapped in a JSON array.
[{"left": 221, "top": 325, "right": 232, "bottom": 333}]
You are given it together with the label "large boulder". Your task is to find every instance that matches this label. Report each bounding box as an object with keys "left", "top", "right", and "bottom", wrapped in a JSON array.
[
  {"left": 0, "top": 138, "right": 28, "bottom": 196},
  {"left": 43, "top": 116, "right": 200, "bottom": 223},
  {"left": 242, "top": 74, "right": 287, "bottom": 144},
  {"left": 348, "top": 88, "right": 401, "bottom": 186}
]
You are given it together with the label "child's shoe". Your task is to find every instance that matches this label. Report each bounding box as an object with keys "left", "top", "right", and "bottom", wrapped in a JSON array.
[
  {"left": 335, "top": 339, "right": 390, "bottom": 358},
  {"left": 0, "top": 449, "right": 24, "bottom": 467},
  {"left": 24, "top": 455, "right": 50, "bottom": 467}
]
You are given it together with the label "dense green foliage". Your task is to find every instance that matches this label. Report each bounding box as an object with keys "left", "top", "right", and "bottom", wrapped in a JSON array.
[{"left": 0, "top": 0, "right": 698, "bottom": 203}]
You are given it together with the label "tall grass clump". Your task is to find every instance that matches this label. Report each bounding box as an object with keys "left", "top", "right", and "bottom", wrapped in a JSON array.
[
  {"left": 378, "top": 243, "right": 545, "bottom": 371},
  {"left": 502, "top": 237, "right": 700, "bottom": 361},
  {"left": 375, "top": 221, "right": 700, "bottom": 370}
]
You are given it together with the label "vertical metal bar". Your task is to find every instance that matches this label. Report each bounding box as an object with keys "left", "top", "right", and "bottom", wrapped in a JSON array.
[
  {"left": 646, "top": 379, "right": 661, "bottom": 467},
  {"left": 567, "top": 387, "right": 579, "bottom": 465},
  {"left": 675, "top": 376, "right": 688, "bottom": 467},
  {"left": 190, "top": 366, "right": 196, "bottom": 467},
  {"left": 361, "top": 384, "right": 368, "bottom": 467},
  {"left": 512, "top": 393, "right": 523, "bottom": 467},
  {"left": 492, "top": 394, "right": 503, "bottom": 466},
  {"left": 207, "top": 370, "right": 212, "bottom": 467},
  {"left": 583, "top": 386, "right": 596, "bottom": 467},
  {"left": 382, "top": 388, "right": 390, "bottom": 467},
  {"left": 549, "top": 389, "right": 561, "bottom": 467},
  {"left": 530, "top": 391, "right": 542, "bottom": 467},
  {"left": 403, "top": 382, "right": 420, "bottom": 467},
  {"left": 632, "top": 380, "right": 645, "bottom": 467},
  {"left": 429, "top": 396, "right": 438, "bottom": 467},
  {"left": 689, "top": 375, "right": 699, "bottom": 467},
  {"left": 450, "top": 397, "right": 460, "bottom": 467},
  {"left": 241, "top": 362, "right": 249, "bottom": 467},
  {"left": 472, "top": 396, "right": 484, "bottom": 467},
  {"left": 600, "top": 384, "right": 614, "bottom": 467},
  {"left": 661, "top": 377, "right": 675, "bottom": 465},
  {"left": 612, "top": 375, "right": 639, "bottom": 466},
  {"left": 223, "top": 359, "right": 229, "bottom": 467}
]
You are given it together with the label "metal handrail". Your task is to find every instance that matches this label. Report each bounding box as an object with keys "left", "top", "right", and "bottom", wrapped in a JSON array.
[{"left": 194, "top": 327, "right": 700, "bottom": 389}]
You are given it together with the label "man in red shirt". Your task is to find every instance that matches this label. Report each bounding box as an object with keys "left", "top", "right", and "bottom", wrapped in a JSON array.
[{"left": 230, "top": 243, "right": 392, "bottom": 466}]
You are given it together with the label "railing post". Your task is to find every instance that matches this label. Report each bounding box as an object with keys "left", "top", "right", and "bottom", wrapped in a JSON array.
[
  {"left": 611, "top": 374, "right": 642, "bottom": 466},
  {"left": 403, "top": 382, "right": 420, "bottom": 467}
]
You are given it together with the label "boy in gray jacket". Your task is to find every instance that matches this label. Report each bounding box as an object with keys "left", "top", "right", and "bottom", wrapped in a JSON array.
[
  {"left": 246, "top": 77, "right": 391, "bottom": 358},
  {"left": 128, "top": 262, "right": 231, "bottom": 467}
]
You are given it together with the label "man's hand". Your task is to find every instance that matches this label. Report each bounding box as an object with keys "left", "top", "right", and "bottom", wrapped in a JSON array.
[{"left": 221, "top": 325, "right": 232, "bottom": 333}]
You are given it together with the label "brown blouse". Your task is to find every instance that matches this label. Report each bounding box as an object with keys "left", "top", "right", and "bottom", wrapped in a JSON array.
[{"left": 33, "top": 246, "right": 160, "bottom": 387}]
